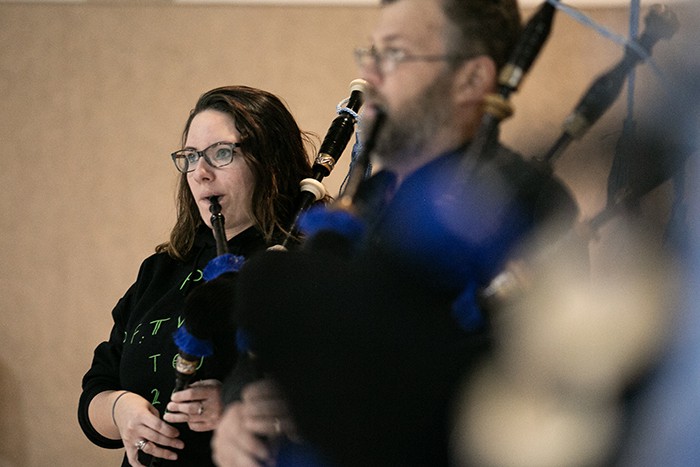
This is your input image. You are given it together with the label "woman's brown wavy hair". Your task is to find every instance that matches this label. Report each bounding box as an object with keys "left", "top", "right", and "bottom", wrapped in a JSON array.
[{"left": 157, "top": 86, "right": 315, "bottom": 260}]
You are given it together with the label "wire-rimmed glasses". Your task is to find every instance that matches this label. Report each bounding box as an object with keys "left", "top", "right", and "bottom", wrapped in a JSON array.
[{"left": 354, "top": 45, "right": 473, "bottom": 75}]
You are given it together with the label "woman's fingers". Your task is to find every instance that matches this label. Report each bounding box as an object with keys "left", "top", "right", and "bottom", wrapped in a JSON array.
[
  {"left": 116, "top": 394, "right": 185, "bottom": 466},
  {"left": 165, "top": 381, "right": 223, "bottom": 431},
  {"left": 141, "top": 439, "right": 180, "bottom": 461}
]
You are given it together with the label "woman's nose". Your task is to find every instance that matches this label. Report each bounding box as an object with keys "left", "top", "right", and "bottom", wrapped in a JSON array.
[{"left": 190, "top": 156, "right": 214, "bottom": 182}]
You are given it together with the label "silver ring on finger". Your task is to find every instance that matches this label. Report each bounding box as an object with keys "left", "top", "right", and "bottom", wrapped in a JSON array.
[
  {"left": 198, "top": 401, "right": 204, "bottom": 416},
  {"left": 135, "top": 439, "right": 147, "bottom": 451}
]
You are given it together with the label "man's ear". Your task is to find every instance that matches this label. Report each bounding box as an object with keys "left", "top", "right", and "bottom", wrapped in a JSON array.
[{"left": 452, "top": 55, "right": 497, "bottom": 104}]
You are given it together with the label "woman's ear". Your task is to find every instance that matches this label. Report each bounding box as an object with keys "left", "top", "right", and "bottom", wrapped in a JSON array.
[{"left": 452, "top": 55, "right": 497, "bottom": 104}]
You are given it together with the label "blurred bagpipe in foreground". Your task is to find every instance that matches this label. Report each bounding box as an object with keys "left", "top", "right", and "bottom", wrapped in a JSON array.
[{"left": 452, "top": 2, "right": 700, "bottom": 467}]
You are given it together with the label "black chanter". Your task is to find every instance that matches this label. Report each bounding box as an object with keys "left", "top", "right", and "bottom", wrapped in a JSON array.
[
  {"left": 173, "top": 196, "right": 230, "bottom": 392},
  {"left": 150, "top": 196, "right": 231, "bottom": 466},
  {"left": 209, "top": 195, "right": 228, "bottom": 256}
]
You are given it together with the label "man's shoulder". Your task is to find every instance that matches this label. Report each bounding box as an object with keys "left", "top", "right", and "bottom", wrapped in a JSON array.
[{"left": 493, "top": 143, "right": 579, "bottom": 227}]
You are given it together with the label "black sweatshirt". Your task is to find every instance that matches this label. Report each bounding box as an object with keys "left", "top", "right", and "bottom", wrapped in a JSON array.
[{"left": 78, "top": 226, "right": 266, "bottom": 466}]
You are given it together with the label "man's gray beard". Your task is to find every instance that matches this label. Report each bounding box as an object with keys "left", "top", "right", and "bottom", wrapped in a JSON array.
[{"left": 373, "top": 72, "right": 453, "bottom": 169}]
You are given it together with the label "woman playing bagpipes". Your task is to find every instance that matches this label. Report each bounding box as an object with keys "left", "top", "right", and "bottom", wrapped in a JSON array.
[{"left": 78, "top": 85, "right": 316, "bottom": 466}]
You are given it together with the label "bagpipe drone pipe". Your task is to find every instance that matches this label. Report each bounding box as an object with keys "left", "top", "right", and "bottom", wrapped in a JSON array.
[
  {"left": 281, "top": 78, "right": 367, "bottom": 248},
  {"left": 437, "top": 1, "right": 681, "bottom": 313},
  {"left": 481, "top": 2, "right": 681, "bottom": 309}
]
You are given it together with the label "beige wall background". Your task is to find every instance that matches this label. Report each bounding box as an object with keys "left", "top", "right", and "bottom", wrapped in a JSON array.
[{"left": 0, "top": 1, "right": 688, "bottom": 466}]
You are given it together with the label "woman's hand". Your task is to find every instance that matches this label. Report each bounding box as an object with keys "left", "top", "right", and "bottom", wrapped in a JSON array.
[
  {"left": 164, "top": 379, "right": 223, "bottom": 432},
  {"left": 211, "top": 378, "right": 297, "bottom": 467},
  {"left": 112, "top": 392, "right": 183, "bottom": 467}
]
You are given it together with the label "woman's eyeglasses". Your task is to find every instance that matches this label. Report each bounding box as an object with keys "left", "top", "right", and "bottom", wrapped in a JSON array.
[{"left": 171, "top": 142, "right": 241, "bottom": 174}]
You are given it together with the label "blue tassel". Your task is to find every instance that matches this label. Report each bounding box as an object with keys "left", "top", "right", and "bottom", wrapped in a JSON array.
[
  {"left": 451, "top": 282, "right": 485, "bottom": 332},
  {"left": 203, "top": 253, "right": 246, "bottom": 281},
  {"left": 299, "top": 206, "right": 366, "bottom": 239},
  {"left": 173, "top": 326, "right": 214, "bottom": 358}
]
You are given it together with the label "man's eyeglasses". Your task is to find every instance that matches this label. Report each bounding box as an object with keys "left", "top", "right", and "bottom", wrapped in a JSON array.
[
  {"left": 354, "top": 46, "right": 472, "bottom": 75},
  {"left": 171, "top": 141, "right": 241, "bottom": 174}
]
